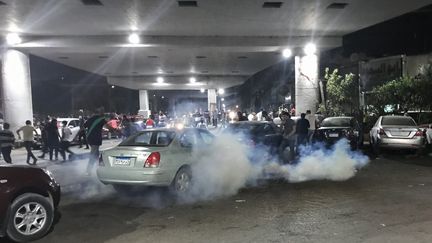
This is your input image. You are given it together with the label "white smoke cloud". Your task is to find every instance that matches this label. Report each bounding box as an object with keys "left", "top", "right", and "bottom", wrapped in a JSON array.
[{"left": 187, "top": 135, "right": 369, "bottom": 201}]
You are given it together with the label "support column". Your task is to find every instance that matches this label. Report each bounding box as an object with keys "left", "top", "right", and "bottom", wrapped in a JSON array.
[
  {"left": 294, "top": 54, "right": 319, "bottom": 116},
  {"left": 207, "top": 89, "right": 217, "bottom": 112},
  {"left": 138, "top": 90, "right": 150, "bottom": 118},
  {"left": 1, "top": 49, "right": 33, "bottom": 133}
]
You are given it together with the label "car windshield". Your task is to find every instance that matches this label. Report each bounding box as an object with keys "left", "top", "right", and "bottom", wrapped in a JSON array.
[
  {"left": 120, "top": 131, "right": 176, "bottom": 147},
  {"left": 381, "top": 117, "right": 417, "bottom": 126},
  {"left": 321, "top": 118, "right": 352, "bottom": 127}
]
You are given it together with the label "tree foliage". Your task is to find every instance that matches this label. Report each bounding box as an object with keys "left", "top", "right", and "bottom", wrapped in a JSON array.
[
  {"left": 368, "top": 63, "right": 432, "bottom": 115},
  {"left": 318, "top": 68, "right": 357, "bottom": 116}
]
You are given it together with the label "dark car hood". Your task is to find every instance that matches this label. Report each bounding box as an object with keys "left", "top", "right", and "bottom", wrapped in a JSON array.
[{"left": 0, "top": 165, "right": 43, "bottom": 175}]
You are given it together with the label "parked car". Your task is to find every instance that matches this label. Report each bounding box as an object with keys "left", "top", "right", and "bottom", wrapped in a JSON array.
[
  {"left": 370, "top": 115, "right": 425, "bottom": 153},
  {"left": 97, "top": 128, "right": 214, "bottom": 194},
  {"left": 313, "top": 116, "right": 362, "bottom": 149},
  {"left": 224, "top": 121, "right": 282, "bottom": 152},
  {"left": 57, "top": 118, "right": 81, "bottom": 142},
  {"left": 0, "top": 165, "right": 60, "bottom": 242}
]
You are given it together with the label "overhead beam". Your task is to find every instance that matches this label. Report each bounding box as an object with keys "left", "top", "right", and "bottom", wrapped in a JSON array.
[{"left": 107, "top": 75, "right": 249, "bottom": 90}]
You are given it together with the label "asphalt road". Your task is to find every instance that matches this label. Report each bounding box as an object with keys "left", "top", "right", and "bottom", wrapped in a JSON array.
[{"left": 1, "top": 144, "right": 432, "bottom": 243}]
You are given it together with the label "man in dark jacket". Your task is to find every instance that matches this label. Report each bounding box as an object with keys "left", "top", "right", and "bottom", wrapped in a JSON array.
[
  {"left": 84, "top": 112, "right": 107, "bottom": 175},
  {"left": 0, "top": 123, "right": 15, "bottom": 163},
  {"left": 296, "top": 113, "right": 310, "bottom": 147}
]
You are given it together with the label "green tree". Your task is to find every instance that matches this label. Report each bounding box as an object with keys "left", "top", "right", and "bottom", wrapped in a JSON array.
[{"left": 319, "top": 68, "right": 357, "bottom": 116}]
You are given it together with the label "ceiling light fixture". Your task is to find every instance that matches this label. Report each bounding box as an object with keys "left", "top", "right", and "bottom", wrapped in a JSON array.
[
  {"left": 189, "top": 77, "right": 196, "bottom": 83},
  {"left": 156, "top": 77, "right": 164, "bottom": 83},
  {"left": 128, "top": 33, "right": 140, "bottom": 44},
  {"left": 282, "top": 48, "right": 292, "bottom": 58},
  {"left": 304, "top": 43, "right": 317, "bottom": 55},
  {"left": 6, "top": 33, "right": 22, "bottom": 45},
  {"left": 218, "top": 88, "right": 225, "bottom": 95},
  {"left": 200, "top": 88, "right": 205, "bottom": 93}
]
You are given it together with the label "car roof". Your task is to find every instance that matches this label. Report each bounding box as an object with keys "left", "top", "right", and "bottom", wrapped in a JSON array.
[
  {"left": 323, "top": 116, "right": 354, "bottom": 119},
  {"left": 230, "top": 121, "right": 273, "bottom": 124},
  {"left": 381, "top": 115, "right": 413, "bottom": 118}
]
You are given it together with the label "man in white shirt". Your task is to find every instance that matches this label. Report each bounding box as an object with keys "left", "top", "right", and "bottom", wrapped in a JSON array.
[
  {"left": 305, "top": 110, "right": 317, "bottom": 143},
  {"left": 60, "top": 120, "right": 75, "bottom": 161},
  {"left": 16, "top": 120, "right": 38, "bottom": 165}
]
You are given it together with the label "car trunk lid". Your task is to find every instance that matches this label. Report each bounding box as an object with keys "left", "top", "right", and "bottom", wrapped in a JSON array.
[{"left": 381, "top": 126, "right": 418, "bottom": 138}]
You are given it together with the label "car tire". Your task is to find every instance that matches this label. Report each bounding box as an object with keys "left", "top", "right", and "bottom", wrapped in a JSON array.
[
  {"left": 171, "top": 167, "right": 192, "bottom": 196},
  {"left": 6, "top": 193, "right": 54, "bottom": 243}
]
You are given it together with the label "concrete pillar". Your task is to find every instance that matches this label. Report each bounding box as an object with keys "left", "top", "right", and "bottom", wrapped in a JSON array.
[
  {"left": 138, "top": 90, "right": 150, "bottom": 118},
  {"left": 294, "top": 54, "right": 319, "bottom": 116},
  {"left": 1, "top": 49, "right": 33, "bottom": 133},
  {"left": 208, "top": 89, "right": 217, "bottom": 112}
]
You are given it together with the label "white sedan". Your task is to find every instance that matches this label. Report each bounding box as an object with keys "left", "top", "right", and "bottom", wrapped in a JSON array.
[{"left": 57, "top": 118, "right": 81, "bottom": 142}]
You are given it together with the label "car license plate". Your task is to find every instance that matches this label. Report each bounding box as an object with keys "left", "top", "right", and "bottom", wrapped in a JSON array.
[
  {"left": 114, "top": 157, "right": 131, "bottom": 166},
  {"left": 328, "top": 133, "right": 339, "bottom": 138}
]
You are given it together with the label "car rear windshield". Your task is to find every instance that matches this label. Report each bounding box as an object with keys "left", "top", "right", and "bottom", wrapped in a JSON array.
[
  {"left": 119, "top": 131, "right": 176, "bottom": 147},
  {"left": 321, "top": 118, "right": 352, "bottom": 127},
  {"left": 382, "top": 117, "right": 416, "bottom": 126},
  {"left": 226, "top": 123, "right": 262, "bottom": 134}
]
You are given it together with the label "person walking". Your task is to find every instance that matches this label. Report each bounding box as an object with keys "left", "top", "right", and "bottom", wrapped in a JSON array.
[
  {"left": 279, "top": 111, "right": 296, "bottom": 163},
  {"left": 0, "top": 123, "right": 15, "bottom": 164},
  {"left": 84, "top": 112, "right": 108, "bottom": 175},
  {"left": 78, "top": 116, "right": 89, "bottom": 149},
  {"left": 16, "top": 120, "right": 38, "bottom": 165},
  {"left": 305, "top": 110, "right": 317, "bottom": 143},
  {"left": 296, "top": 113, "right": 310, "bottom": 147},
  {"left": 46, "top": 119, "right": 61, "bottom": 161},
  {"left": 60, "top": 120, "right": 75, "bottom": 161},
  {"left": 38, "top": 117, "right": 51, "bottom": 159}
]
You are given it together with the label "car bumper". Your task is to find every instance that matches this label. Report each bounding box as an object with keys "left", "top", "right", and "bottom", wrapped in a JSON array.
[
  {"left": 378, "top": 137, "right": 425, "bottom": 149},
  {"left": 96, "top": 167, "right": 173, "bottom": 186}
]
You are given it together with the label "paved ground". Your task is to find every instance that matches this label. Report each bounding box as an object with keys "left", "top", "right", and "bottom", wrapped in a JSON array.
[{"left": 1, "top": 142, "right": 432, "bottom": 243}]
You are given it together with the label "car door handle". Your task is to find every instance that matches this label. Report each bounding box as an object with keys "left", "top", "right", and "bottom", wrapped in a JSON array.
[{"left": 0, "top": 179, "right": 7, "bottom": 184}]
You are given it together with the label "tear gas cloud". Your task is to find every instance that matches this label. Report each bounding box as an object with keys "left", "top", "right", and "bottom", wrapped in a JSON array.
[
  {"left": 62, "top": 132, "right": 369, "bottom": 206},
  {"left": 188, "top": 134, "right": 369, "bottom": 201}
]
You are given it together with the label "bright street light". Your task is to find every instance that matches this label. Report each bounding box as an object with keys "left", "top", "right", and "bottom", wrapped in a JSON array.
[
  {"left": 200, "top": 88, "right": 205, "bottom": 93},
  {"left": 156, "top": 77, "right": 164, "bottom": 83},
  {"left": 128, "top": 33, "right": 140, "bottom": 44},
  {"left": 304, "top": 43, "right": 317, "bottom": 55},
  {"left": 282, "top": 48, "right": 292, "bottom": 58},
  {"left": 6, "top": 33, "right": 22, "bottom": 45},
  {"left": 218, "top": 88, "right": 225, "bottom": 95}
]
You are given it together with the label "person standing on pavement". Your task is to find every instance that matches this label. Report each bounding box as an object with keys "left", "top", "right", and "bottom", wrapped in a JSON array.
[
  {"left": 0, "top": 123, "right": 15, "bottom": 164},
  {"left": 16, "top": 120, "right": 38, "bottom": 165},
  {"left": 46, "top": 119, "right": 61, "bottom": 161},
  {"left": 78, "top": 116, "right": 89, "bottom": 149},
  {"left": 60, "top": 120, "right": 75, "bottom": 161},
  {"left": 84, "top": 112, "right": 108, "bottom": 175},
  {"left": 38, "top": 117, "right": 51, "bottom": 159},
  {"left": 305, "top": 110, "right": 317, "bottom": 143},
  {"left": 296, "top": 113, "right": 310, "bottom": 147},
  {"left": 279, "top": 111, "right": 296, "bottom": 163}
]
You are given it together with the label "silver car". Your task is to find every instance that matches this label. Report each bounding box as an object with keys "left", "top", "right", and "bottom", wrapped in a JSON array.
[
  {"left": 97, "top": 128, "right": 214, "bottom": 194},
  {"left": 370, "top": 116, "right": 425, "bottom": 153}
]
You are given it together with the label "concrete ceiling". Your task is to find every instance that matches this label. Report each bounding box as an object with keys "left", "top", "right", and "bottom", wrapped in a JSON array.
[{"left": 0, "top": 0, "right": 430, "bottom": 90}]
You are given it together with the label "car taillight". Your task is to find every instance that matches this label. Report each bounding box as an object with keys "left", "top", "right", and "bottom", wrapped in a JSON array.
[
  {"left": 379, "top": 129, "right": 386, "bottom": 136},
  {"left": 144, "top": 152, "right": 160, "bottom": 168},
  {"left": 99, "top": 154, "right": 105, "bottom": 166},
  {"left": 415, "top": 130, "right": 425, "bottom": 137}
]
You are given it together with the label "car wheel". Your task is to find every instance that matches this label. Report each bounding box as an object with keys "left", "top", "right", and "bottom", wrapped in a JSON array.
[
  {"left": 6, "top": 193, "right": 54, "bottom": 243},
  {"left": 171, "top": 167, "right": 192, "bottom": 195}
]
